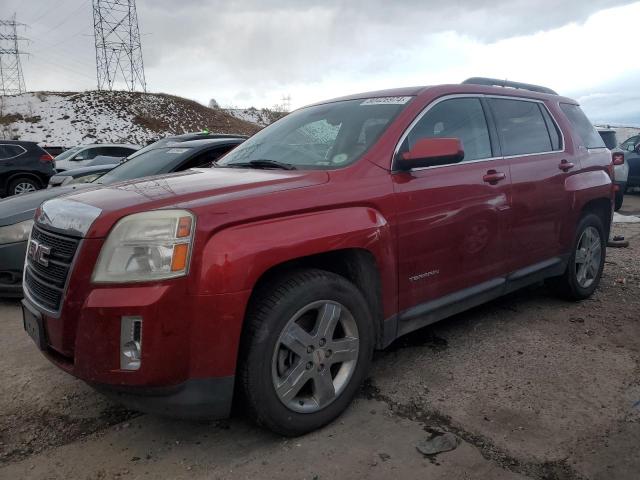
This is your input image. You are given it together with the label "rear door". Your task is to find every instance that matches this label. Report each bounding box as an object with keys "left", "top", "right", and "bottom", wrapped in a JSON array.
[
  {"left": 392, "top": 96, "right": 512, "bottom": 315},
  {"left": 487, "top": 97, "right": 569, "bottom": 270}
]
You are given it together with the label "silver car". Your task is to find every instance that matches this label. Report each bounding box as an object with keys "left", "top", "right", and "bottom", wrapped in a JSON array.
[{"left": 54, "top": 143, "right": 140, "bottom": 171}]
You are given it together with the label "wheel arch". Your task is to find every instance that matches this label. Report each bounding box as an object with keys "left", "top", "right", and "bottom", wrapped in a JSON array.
[
  {"left": 247, "top": 248, "right": 386, "bottom": 348},
  {"left": 5, "top": 171, "right": 45, "bottom": 190},
  {"left": 580, "top": 197, "right": 612, "bottom": 238}
]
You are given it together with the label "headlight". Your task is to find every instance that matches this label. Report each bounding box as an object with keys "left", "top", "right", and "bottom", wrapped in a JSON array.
[
  {"left": 0, "top": 219, "right": 34, "bottom": 245},
  {"left": 69, "top": 173, "right": 102, "bottom": 184},
  {"left": 92, "top": 210, "right": 195, "bottom": 283}
]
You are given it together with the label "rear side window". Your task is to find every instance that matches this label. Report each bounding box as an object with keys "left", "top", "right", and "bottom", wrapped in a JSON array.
[
  {"left": 489, "top": 99, "right": 556, "bottom": 156},
  {"left": 402, "top": 97, "right": 492, "bottom": 162},
  {"left": 0, "top": 144, "right": 26, "bottom": 159},
  {"left": 559, "top": 104, "right": 605, "bottom": 149}
]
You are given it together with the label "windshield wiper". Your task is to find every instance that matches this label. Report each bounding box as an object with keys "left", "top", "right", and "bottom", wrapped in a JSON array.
[{"left": 223, "top": 159, "right": 297, "bottom": 170}]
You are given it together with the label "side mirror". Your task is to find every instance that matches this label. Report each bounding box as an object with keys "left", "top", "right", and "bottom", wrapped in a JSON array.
[
  {"left": 612, "top": 151, "right": 625, "bottom": 166},
  {"left": 396, "top": 138, "right": 464, "bottom": 171}
]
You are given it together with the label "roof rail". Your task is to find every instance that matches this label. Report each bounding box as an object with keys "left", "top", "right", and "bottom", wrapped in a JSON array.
[{"left": 462, "top": 77, "right": 558, "bottom": 95}]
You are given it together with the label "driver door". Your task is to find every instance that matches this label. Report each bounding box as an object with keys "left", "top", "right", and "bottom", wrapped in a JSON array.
[{"left": 392, "top": 96, "right": 512, "bottom": 318}]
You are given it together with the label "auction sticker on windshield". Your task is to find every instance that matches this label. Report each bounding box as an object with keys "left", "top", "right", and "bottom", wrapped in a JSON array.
[
  {"left": 361, "top": 96, "right": 413, "bottom": 105},
  {"left": 167, "top": 148, "right": 190, "bottom": 154}
]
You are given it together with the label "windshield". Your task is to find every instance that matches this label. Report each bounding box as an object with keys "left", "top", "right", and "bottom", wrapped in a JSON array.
[
  {"left": 55, "top": 145, "right": 83, "bottom": 161},
  {"left": 217, "top": 97, "right": 412, "bottom": 169},
  {"left": 96, "top": 147, "right": 192, "bottom": 184}
]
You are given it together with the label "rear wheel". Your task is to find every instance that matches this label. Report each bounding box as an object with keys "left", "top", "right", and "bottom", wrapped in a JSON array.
[
  {"left": 239, "top": 269, "right": 374, "bottom": 436},
  {"left": 9, "top": 177, "right": 39, "bottom": 195},
  {"left": 547, "top": 214, "right": 605, "bottom": 300}
]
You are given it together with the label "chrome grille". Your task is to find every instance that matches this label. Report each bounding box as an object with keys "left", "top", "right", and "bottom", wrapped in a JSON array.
[{"left": 24, "top": 225, "right": 79, "bottom": 312}]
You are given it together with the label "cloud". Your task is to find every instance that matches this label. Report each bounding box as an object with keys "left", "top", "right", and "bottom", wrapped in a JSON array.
[{"left": 4, "top": 0, "right": 640, "bottom": 126}]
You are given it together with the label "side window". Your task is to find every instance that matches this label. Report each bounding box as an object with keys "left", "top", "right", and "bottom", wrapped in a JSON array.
[
  {"left": 1, "top": 145, "right": 26, "bottom": 158},
  {"left": 74, "top": 148, "right": 90, "bottom": 160},
  {"left": 180, "top": 146, "right": 236, "bottom": 170},
  {"left": 489, "top": 98, "right": 553, "bottom": 156},
  {"left": 401, "top": 97, "right": 492, "bottom": 163},
  {"left": 559, "top": 103, "right": 605, "bottom": 149},
  {"left": 114, "top": 147, "right": 136, "bottom": 157},
  {"left": 539, "top": 105, "right": 562, "bottom": 151}
]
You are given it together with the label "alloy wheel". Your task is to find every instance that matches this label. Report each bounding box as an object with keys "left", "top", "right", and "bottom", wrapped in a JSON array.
[
  {"left": 271, "top": 300, "right": 359, "bottom": 413},
  {"left": 575, "top": 226, "right": 602, "bottom": 288},
  {"left": 14, "top": 182, "right": 36, "bottom": 194}
]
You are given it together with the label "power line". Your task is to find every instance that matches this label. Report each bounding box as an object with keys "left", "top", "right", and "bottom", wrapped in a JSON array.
[
  {"left": 92, "top": 0, "right": 146, "bottom": 92},
  {"left": 31, "top": 0, "right": 92, "bottom": 41},
  {"left": 27, "top": 0, "right": 75, "bottom": 26},
  {"left": 0, "top": 14, "right": 28, "bottom": 95}
]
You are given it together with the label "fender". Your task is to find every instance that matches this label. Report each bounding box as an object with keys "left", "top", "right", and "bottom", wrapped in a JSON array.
[
  {"left": 561, "top": 169, "right": 613, "bottom": 244},
  {"left": 565, "top": 169, "right": 613, "bottom": 212},
  {"left": 195, "top": 206, "right": 397, "bottom": 314}
]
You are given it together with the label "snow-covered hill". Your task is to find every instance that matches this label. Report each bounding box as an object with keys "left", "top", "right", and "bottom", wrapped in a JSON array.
[
  {"left": 0, "top": 91, "right": 261, "bottom": 147},
  {"left": 224, "top": 107, "right": 287, "bottom": 127}
]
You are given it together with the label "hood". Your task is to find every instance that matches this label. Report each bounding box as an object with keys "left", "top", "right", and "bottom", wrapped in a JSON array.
[
  {"left": 0, "top": 183, "right": 94, "bottom": 227},
  {"left": 41, "top": 168, "right": 329, "bottom": 237}
]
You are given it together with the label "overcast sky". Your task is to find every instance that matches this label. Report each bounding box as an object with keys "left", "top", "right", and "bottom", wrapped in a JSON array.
[{"left": 5, "top": 0, "right": 640, "bottom": 125}]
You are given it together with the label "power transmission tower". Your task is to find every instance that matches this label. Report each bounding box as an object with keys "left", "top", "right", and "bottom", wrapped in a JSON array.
[
  {"left": 0, "top": 14, "right": 27, "bottom": 96},
  {"left": 280, "top": 94, "right": 291, "bottom": 112},
  {"left": 92, "top": 0, "right": 146, "bottom": 92}
]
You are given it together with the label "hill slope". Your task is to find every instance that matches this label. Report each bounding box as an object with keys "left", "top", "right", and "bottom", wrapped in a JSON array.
[
  {"left": 0, "top": 91, "right": 261, "bottom": 147},
  {"left": 224, "top": 107, "right": 287, "bottom": 127}
]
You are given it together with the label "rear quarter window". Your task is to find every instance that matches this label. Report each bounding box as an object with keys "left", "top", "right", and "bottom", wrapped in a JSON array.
[{"left": 559, "top": 104, "right": 605, "bottom": 149}]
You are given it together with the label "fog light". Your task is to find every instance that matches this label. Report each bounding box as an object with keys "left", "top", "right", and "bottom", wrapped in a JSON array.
[{"left": 120, "top": 316, "right": 142, "bottom": 370}]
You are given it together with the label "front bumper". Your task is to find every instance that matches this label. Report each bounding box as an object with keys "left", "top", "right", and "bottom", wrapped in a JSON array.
[
  {"left": 0, "top": 240, "right": 27, "bottom": 297},
  {"left": 24, "top": 275, "right": 251, "bottom": 419}
]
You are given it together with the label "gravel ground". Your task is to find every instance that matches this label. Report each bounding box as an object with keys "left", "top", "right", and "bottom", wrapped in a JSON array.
[{"left": 1, "top": 220, "right": 639, "bottom": 480}]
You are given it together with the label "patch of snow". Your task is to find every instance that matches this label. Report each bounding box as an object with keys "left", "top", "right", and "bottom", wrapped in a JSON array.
[
  {"left": 224, "top": 107, "right": 285, "bottom": 127},
  {"left": 613, "top": 212, "right": 640, "bottom": 223}
]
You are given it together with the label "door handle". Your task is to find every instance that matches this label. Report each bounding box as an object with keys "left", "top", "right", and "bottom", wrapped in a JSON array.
[
  {"left": 483, "top": 170, "right": 506, "bottom": 184},
  {"left": 559, "top": 159, "right": 575, "bottom": 172}
]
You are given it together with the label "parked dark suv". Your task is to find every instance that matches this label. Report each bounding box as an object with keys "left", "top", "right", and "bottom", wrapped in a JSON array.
[
  {"left": 0, "top": 140, "right": 56, "bottom": 197},
  {"left": 22, "top": 78, "right": 614, "bottom": 436},
  {"left": 620, "top": 135, "right": 640, "bottom": 189}
]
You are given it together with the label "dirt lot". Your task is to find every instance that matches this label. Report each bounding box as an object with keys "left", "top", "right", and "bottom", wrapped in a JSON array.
[{"left": 1, "top": 219, "right": 639, "bottom": 480}]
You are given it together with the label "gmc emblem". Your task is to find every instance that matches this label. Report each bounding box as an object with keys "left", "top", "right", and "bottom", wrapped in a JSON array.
[{"left": 28, "top": 240, "right": 51, "bottom": 267}]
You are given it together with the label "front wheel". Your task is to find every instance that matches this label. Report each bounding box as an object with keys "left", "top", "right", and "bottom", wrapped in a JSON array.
[
  {"left": 547, "top": 213, "right": 606, "bottom": 300},
  {"left": 238, "top": 269, "right": 374, "bottom": 436}
]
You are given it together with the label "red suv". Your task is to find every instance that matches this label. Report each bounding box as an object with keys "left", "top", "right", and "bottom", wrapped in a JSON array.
[{"left": 22, "top": 78, "right": 614, "bottom": 436}]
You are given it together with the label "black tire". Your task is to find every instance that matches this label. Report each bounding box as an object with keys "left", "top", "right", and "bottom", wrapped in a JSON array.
[
  {"left": 8, "top": 177, "right": 39, "bottom": 196},
  {"left": 238, "top": 269, "right": 374, "bottom": 436},
  {"left": 614, "top": 190, "right": 624, "bottom": 211},
  {"left": 547, "top": 213, "right": 606, "bottom": 300}
]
